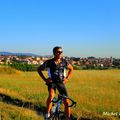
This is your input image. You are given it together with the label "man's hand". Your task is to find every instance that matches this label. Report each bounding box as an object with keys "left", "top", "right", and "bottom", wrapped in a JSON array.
[
  {"left": 45, "top": 77, "right": 52, "bottom": 84},
  {"left": 63, "top": 77, "right": 69, "bottom": 84}
]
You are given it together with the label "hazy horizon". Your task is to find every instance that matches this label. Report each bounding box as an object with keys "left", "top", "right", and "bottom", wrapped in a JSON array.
[{"left": 0, "top": 51, "right": 119, "bottom": 58}]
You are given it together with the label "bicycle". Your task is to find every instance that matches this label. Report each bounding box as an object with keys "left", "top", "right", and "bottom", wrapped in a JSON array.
[{"left": 48, "top": 94, "right": 77, "bottom": 120}]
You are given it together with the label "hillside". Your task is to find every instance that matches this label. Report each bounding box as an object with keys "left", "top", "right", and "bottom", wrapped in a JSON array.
[{"left": 0, "top": 51, "right": 40, "bottom": 56}]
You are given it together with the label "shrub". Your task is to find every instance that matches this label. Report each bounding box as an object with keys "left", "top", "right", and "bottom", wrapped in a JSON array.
[{"left": 9, "top": 63, "right": 36, "bottom": 71}]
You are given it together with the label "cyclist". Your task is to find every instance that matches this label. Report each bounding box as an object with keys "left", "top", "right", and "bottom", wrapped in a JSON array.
[{"left": 37, "top": 46, "right": 73, "bottom": 120}]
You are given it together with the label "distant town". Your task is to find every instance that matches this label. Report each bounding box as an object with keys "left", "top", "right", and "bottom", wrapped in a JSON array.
[{"left": 0, "top": 52, "right": 120, "bottom": 70}]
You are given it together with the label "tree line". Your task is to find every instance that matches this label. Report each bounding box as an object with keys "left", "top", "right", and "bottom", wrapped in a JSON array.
[{"left": 8, "top": 59, "right": 120, "bottom": 71}]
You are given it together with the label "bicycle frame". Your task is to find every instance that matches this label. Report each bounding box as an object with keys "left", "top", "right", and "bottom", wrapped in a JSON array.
[
  {"left": 48, "top": 94, "right": 76, "bottom": 120},
  {"left": 55, "top": 99, "right": 61, "bottom": 113}
]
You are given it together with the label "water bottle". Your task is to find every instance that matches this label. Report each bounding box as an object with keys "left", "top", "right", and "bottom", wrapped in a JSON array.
[{"left": 51, "top": 104, "right": 56, "bottom": 113}]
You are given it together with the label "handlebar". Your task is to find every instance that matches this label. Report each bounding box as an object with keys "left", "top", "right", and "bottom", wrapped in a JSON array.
[{"left": 52, "top": 94, "right": 77, "bottom": 108}]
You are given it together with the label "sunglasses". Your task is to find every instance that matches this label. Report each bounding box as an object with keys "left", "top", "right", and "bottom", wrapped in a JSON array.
[{"left": 56, "top": 51, "right": 63, "bottom": 54}]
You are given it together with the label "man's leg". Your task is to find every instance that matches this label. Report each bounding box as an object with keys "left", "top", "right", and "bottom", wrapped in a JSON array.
[
  {"left": 46, "top": 88, "right": 55, "bottom": 114},
  {"left": 57, "top": 83, "right": 70, "bottom": 120},
  {"left": 64, "top": 99, "right": 70, "bottom": 120}
]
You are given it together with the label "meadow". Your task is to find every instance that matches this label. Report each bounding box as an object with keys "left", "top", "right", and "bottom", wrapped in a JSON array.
[{"left": 0, "top": 66, "right": 120, "bottom": 120}]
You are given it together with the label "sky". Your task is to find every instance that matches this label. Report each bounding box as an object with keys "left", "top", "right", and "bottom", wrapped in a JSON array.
[{"left": 0, "top": 0, "right": 120, "bottom": 58}]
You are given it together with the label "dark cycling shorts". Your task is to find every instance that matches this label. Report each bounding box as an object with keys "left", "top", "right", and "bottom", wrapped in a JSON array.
[{"left": 47, "top": 82, "right": 68, "bottom": 96}]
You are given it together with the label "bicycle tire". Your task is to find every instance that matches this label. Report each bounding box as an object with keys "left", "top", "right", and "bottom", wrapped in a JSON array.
[{"left": 49, "top": 111, "right": 66, "bottom": 120}]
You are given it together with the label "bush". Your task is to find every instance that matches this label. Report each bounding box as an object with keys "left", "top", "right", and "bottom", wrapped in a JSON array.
[
  {"left": 74, "top": 65, "right": 110, "bottom": 70},
  {"left": 9, "top": 63, "right": 37, "bottom": 71},
  {"left": 73, "top": 65, "right": 81, "bottom": 70}
]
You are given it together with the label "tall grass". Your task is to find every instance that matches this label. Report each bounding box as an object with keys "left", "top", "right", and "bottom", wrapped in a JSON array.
[
  {"left": 0, "top": 102, "right": 42, "bottom": 120},
  {"left": 0, "top": 65, "right": 21, "bottom": 74}
]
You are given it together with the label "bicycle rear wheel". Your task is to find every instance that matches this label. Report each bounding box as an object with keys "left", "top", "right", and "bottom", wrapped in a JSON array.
[{"left": 49, "top": 111, "right": 66, "bottom": 120}]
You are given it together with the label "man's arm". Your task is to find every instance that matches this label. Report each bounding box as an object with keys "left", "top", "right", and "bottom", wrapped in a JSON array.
[
  {"left": 63, "top": 64, "right": 73, "bottom": 84},
  {"left": 66, "top": 64, "right": 73, "bottom": 79},
  {"left": 37, "top": 66, "right": 47, "bottom": 82}
]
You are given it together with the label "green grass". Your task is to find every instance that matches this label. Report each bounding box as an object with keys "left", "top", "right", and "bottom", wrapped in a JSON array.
[{"left": 0, "top": 66, "right": 120, "bottom": 119}]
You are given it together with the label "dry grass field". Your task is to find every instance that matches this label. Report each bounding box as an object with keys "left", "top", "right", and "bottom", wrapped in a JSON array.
[{"left": 0, "top": 66, "right": 120, "bottom": 120}]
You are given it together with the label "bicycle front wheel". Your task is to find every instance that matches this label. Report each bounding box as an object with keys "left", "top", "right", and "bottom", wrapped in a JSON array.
[{"left": 49, "top": 111, "right": 66, "bottom": 120}]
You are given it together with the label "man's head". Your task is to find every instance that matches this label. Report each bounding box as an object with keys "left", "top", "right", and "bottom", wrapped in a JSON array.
[{"left": 53, "top": 46, "right": 63, "bottom": 59}]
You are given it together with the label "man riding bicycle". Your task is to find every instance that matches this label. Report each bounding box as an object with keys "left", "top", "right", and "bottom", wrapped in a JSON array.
[{"left": 37, "top": 46, "right": 73, "bottom": 120}]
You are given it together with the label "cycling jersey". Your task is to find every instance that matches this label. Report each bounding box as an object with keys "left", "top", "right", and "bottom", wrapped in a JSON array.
[{"left": 41, "top": 58, "right": 69, "bottom": 83}]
